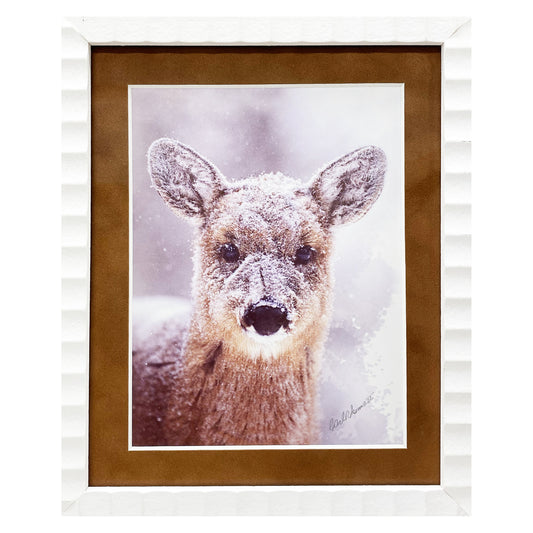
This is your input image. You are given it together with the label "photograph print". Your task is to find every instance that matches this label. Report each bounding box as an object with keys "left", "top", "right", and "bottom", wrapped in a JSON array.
[{"left": 129, "top": 84, "right": 406, "bottom": 448}]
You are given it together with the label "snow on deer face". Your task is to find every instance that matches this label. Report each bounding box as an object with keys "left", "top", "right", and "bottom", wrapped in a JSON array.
[
  {"left": 196, "top": 174, "right": 330, "bottom": 356},
  {"left": 148, "top": 139, "right": 386, "bottom": 358}
]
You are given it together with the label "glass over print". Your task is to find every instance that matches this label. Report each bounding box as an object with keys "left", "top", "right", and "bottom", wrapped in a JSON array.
[{"left": 129, "top": 84, "right": 406, "bottom": 448}]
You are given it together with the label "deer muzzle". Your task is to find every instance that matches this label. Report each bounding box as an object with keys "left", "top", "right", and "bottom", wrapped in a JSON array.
[{"left": 242, "top": 302, "right": 290, "bottom": 336}]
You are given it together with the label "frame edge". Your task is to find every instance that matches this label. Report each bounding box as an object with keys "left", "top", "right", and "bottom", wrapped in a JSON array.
[
  {"left": 61, "top": 18, "right": 91, "bottom": 514},
  {"left": 61, "top": 15, "right": 472, "bottom": 516}
]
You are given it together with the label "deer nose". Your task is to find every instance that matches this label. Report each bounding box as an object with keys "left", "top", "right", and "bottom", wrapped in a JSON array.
[{"left": 242, "top": 303, "right": 289, "bottom": 336}]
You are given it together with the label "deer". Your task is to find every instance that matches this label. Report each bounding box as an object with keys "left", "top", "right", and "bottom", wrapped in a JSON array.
[{"left": 132, "top": 138, "right": 386, "bottom": 446}]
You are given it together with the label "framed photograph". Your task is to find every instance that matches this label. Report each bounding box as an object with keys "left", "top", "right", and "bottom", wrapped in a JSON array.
[
  {"left": 62, "top": 17, "right": 471, "bottom": 515},
  {"left": 130, "top": 83, "right": 406, "bottom": 450}
]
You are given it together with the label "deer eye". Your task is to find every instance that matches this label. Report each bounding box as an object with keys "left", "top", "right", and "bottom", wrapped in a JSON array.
[
  {"left": 220, "top": 243, "right": 240, "bottom": 263},
  {"left": 294, "top": 245, "right": 315, "bottom": 265}
]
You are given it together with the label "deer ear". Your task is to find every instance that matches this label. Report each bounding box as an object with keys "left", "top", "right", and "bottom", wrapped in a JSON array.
[
  {"left": 148, "top": 138, "right": 226, "bottom": 220},
  {"left": 310, "top": 146, "right": 386, "bottom": 226}
]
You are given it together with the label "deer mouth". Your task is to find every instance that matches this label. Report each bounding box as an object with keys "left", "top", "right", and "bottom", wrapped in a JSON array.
[{"left": 241, "top": 302, "right": 290, "bottom": 337}]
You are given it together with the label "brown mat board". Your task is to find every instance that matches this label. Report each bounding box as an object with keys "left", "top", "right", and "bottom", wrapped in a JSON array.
[{"left": 90, "top": 45, "right": 441, "bottom": 486}]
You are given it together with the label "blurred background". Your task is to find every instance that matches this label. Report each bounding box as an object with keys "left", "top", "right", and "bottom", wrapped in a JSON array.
[{"left": 130, "top": 84, "right": 405, "bottom": 446}]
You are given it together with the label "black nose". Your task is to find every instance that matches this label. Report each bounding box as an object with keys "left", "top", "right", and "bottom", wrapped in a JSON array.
[{"left": 242, "top": 304, "right": 289, "bottom": 336}]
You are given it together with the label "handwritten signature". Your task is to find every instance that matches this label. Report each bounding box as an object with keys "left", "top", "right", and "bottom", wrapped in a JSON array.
[{"left": 329, "top": 394, "right": 374, "bottom": 431}]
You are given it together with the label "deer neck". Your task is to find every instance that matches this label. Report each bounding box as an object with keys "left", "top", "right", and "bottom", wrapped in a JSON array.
[{"left": 165, "top": 319, "right": 321, "bottom": 446}]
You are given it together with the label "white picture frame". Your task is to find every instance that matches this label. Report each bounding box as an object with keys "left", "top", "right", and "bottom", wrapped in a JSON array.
[{"left": 61, "top": 16, "right": 471, "bottom": 516}]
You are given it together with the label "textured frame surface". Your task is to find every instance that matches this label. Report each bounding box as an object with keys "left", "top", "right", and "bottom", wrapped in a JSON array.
[{"left": 61, "top": 16, "right": 471, "bottom": 515}]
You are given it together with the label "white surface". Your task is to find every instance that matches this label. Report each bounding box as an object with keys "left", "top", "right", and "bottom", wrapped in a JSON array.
[{"left": 61, "top": 16, "right": 471, "bottom": 515}]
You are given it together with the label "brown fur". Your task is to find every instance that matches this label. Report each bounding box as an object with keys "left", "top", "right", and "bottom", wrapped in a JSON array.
[{"left": 132, "top": 139, "right": 386, "bottom": 446}]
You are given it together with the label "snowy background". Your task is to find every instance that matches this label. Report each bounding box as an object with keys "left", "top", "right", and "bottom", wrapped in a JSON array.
[{"left": 130, "top": 85, "right": 406, "bottom": 446}]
